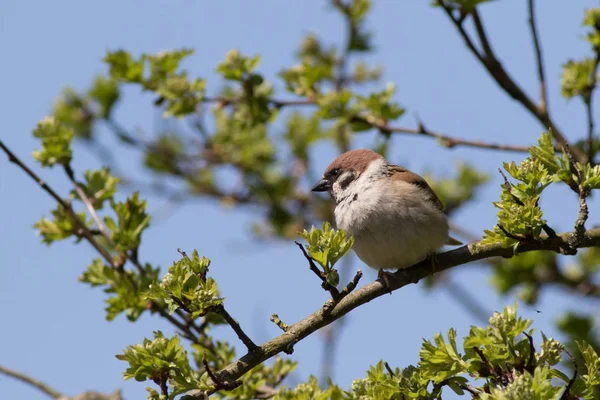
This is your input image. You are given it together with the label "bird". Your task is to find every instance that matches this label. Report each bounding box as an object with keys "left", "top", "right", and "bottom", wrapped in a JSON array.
[{"left": 310, "top": 148, "right": 462, "bottom": 290}]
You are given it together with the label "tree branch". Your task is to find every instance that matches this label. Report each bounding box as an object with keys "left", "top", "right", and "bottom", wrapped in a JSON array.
[
  {"left": 353, "top": 115, "right": 541, "bottom": 153},
  {"left": 212, "top": 305, "right": 259, "bottom": 352},
  {"left": 527, "top": 0, "right": 548, "bottom": 112},
  {"left": 0, "top": 364, "right": 63, "bottom": 399},
  {"left": 294, "top": 241, "right": 341, "bottom": 299},
  {"left": 0, "top": 140, "right": 205, "bottom": 348},
  {"left": 437, "top": 2, "right": 585, "bottom": 162},
  {"left": 185, "top": 227, "right": 600, "bottom": 397},
  {"left": 0, "top": 140, "right": 115, "bottom": 265}
]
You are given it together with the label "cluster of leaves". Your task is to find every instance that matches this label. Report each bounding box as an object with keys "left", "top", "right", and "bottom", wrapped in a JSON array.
[
  {"left": 146, "top": 250, "right": 223, "bottom": 318},
  {"left": 81, "top": 259, "right": 159, "bottom": 321},
  {"left": 276, "top": 304, "right": 600, "bottom": 399},
  {"left": 482, "top": 131, "right": 600, "bottom": 250},
  {"left": 299, "top": 222, "right": 354, "bottom": 287},
  {"left": 117, "top": 331, "right": 208, "bottom": 399},
  {"left": 105, "top": 48, "right": 206, "bottom": 118},
  {"left": 561, "top": 8, "right": 600, "bottom": 105}
]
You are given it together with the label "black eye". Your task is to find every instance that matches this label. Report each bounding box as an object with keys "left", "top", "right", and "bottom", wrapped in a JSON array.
[{"left": 328, "top": 168, "right": 340, "bottom": 178}]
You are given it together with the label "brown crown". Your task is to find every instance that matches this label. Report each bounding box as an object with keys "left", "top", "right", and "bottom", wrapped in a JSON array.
[{"left": 324, "top": 149, "right": 384, "bottom": 176}]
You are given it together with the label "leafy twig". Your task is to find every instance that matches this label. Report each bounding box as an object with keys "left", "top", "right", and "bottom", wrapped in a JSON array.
[{"left": 294, "top": 241, "right": 341, "bottom": 299}]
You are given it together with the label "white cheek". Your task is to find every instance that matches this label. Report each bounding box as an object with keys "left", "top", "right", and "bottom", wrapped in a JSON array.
[{"left": 331, "top": 171, "right": 356, "bottom": 201}]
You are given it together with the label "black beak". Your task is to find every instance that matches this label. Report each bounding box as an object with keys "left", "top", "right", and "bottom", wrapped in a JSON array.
[{"left": 311, "top": 178, "right": 331, "bottom": 192}]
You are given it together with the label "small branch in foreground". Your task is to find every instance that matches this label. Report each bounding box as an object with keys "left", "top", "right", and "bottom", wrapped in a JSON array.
[
  {"left": 0, "top": 364, "right": 63, "bottom": 399},
  {"left": 270, "top": 314, "right": 289, "bottom": 332},
  {"left": 212, "top": 305, "right": 258, "bottom": 352},
  {"left": 338, "top": 269, "right": 363, "bottom": 299},
  {"left": 527, "top": 0, "right": 548, "bottom": 112},
  {"left": 294, "top": 241, "right": 341, "bottom": 299}
]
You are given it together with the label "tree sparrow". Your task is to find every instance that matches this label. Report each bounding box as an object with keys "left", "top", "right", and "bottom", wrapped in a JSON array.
[{"left": 311, "top": 149, "right": 461, "bottom": 287}]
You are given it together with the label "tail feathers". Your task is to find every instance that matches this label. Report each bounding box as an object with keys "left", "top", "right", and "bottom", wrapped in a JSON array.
[{"left": 446, "top": 236, "right": 463, "bottom": 246}]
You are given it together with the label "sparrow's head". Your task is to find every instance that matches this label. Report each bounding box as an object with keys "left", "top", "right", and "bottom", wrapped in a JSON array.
[{"left": 311, "top": 149, "right": 384, "bottom": 201}]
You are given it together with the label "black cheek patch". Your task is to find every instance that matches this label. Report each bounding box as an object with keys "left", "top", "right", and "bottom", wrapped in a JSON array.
[{"left": 338, "top": 172, "right": 356, "bottom": 190}]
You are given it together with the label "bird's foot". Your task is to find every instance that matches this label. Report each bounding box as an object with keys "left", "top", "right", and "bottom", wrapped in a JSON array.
[
  {"left": 426, "top": 252, "right": 439, "bottom": 276},
  {"left": 377, "top": 269, "right": 395, "bottom": 295}
]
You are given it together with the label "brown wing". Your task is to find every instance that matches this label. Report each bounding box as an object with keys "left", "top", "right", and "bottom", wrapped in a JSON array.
[{"left": 388, "top": 165, "right": 445, "bottom": 212}]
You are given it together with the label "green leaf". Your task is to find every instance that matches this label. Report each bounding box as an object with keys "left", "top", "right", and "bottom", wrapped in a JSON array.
[
  {"left": 577, "top": 341, "right": 600, "bottom": 398},
  {"left": 104, "top": 50, "right": 145, "bottom": 83},
  {"left": 298, "top": 222, "right": 354, "bottom": 279},
  {"left": 561, "top": 58, "right": 597, "bottom": 101},
  {"left": 88, "top": 75, "right": 120, "bottom": 118},
  {"left": 109, "top": 192, "right": 151, "bottom": 252},
  {"left": 117, "top": 331, "right": 207, "bottom": 395},
  {"left": 216, "top": 49, "right": 261, "bottom": 81},
  {"left": 34, "top": 205, "right": 86, "bottom": 244},
  {"left": 32, "top": 116, "right": 75, "bottom": 167},
  {"left": 146, "top": 250, "right": 223, "bottom": 318},
  {"left": 71, "top": 167, "right": 119, "bottom": 210}
]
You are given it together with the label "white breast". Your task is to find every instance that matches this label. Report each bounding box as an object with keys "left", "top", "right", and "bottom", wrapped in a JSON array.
[{"left": 334, "top": 161, "right": 449, "bottom": 270}]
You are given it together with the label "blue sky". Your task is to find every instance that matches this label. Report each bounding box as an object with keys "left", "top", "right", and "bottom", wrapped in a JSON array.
[{"left": 0, "top": 1, "right": 598, "bottom": 399}]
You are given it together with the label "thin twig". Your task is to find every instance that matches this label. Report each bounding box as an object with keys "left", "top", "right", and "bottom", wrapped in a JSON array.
[
  {"left": 63, "top": 164, "right": 113, "bottom": 245},
  {"left": 437, "top": 2, "right": 585, "bottom": 162},
  {"left": 354, "top": 114, "right": 539, "bottom": 153},
  {"left": 270, "top": 314, "right": 289, "bottom": 332},
  {"left": 522, "top": 331, "right": 536, "bottom": 373},
  {"left": 338, "top": 269, "right": 363, "bottom": 299},
  {"left": 213, "top": 305, "right": 258, "bottom": 352},
  {"left": 384, "top": 362, "right": 395, "bottom": 377},
  {"left": 473, "top": 347, "right": 494, "bottom": 378},
  {"left": 294, "top": 241, "right": 341, "bottom": 299},
  {"left": 560, "top": 349, "right": 578, "bottom": 400},
  {"left": 527, "top": 0, "right": 548, "bottom": 112},
  {"left": 0, "top": 364, "right": 63, "bottom": 399}
]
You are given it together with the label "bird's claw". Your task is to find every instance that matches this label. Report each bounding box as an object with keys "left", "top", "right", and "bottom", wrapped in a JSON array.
[{"left": 377, "top": 269, "right": 394, "bottom": 295}]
